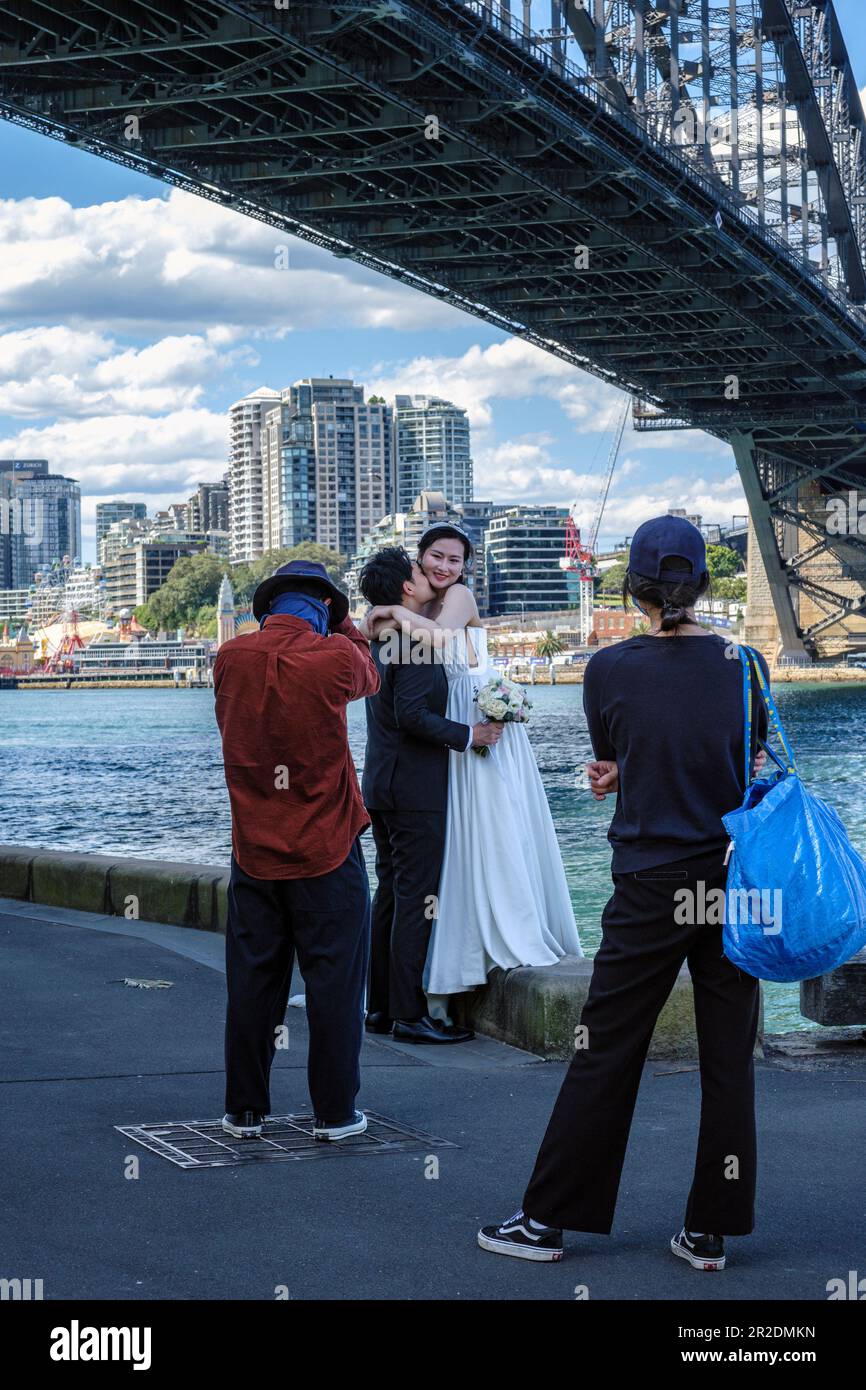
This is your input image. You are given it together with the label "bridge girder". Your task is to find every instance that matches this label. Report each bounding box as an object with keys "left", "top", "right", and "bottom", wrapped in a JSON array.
[{"left": 1, "top": 0, "right": 866, "bottom": 656}]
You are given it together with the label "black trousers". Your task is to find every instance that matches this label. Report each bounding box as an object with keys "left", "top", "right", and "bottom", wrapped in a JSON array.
[
  {"left": 224, "top": 836, "right": 370, "bottom": 1124},
  {"left": 522, "top": 846, "right": 760, "bottom": 1235},
  {"left": 368, "top": 808, "right": 446, "bottom": 1022}
]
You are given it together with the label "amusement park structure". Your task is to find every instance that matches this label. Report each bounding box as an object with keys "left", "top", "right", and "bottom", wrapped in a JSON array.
[
  {"left": 561, "top": 396, "right": 630, "bottom": 643},
  {"left": 44, "top": 609, "right": 85, "bottom": 673}
]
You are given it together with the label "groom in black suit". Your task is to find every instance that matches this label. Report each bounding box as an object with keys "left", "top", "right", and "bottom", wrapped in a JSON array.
[{"left": 358, "top": 546, "right": 502, "bottom": 1043}]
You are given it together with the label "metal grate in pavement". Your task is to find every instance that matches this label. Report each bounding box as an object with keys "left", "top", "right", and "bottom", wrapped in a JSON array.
[{"left": 115, "top": 1111, "right": 457, "bottom": 1168}]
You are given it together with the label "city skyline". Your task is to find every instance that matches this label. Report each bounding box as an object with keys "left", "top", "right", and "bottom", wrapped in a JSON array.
[{"left": 0, "top": 3, "right": 863, "bottom": 567}]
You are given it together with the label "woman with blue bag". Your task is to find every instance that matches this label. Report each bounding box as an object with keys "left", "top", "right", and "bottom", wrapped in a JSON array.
[{"left": 479, "top": 515, "right": 772, "bottom": 1270}]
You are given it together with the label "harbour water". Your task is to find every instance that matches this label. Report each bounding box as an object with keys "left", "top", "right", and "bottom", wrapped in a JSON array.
[{"left": 3, "top": 682, "right": 866, "bottom": 1032}]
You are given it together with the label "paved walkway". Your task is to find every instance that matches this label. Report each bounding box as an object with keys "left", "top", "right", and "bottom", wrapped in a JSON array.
[{"left": 2, "top": 898, "right": 864, "bottom": 1301}]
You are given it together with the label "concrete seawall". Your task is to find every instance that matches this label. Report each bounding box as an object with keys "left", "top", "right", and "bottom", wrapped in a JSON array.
[{"left": 0, "top": 842, "right": 764, "bottom": 1060}]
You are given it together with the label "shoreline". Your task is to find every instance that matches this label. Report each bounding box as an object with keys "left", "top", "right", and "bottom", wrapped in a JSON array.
[{"left": 3, "top": 662, "right": 866, "bottom": 690}]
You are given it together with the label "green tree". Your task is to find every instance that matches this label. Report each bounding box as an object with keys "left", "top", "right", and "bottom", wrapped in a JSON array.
[
  {"left": 713, "top": 576, "right": 747, "bottom": 602},
  {"left": 135, "top": 543, "right": 352, "bottom": 635},
  {"left": 135, "top": 552, "right": 225, "bottom": 632},
  {"left": 194, "top": 603, "right": 218, "bottom": 638},
  {"left": 245, "top": 544, "right": 348, "bottom": 588},
  {"left": 229, "top": 562, "right": 257, "bottom": 608},
  {"left": 596, "top": 559, "right": 628, "bottom": 596},
  {"left": 536, "top": 630, "right": 564, "bottom": 659},
  {"left": 706, "top": 543, "right": 741, "bottom": 580}
]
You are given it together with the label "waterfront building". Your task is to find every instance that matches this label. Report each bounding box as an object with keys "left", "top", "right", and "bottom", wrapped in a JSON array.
[
  {"left": 205, "top": 529, "right": 230, "bottom": 560},
  {"left": 453, "top": 499, "right": 502, "bottom": 616},
  {"left": 99, "top": 511, "right": 223, "bottom": 567},
  {"left": 187, "top": 482, "right": 229, "bottom": 535},
  {"left": 484, "top": 505, "right": 571, "bottom": 616},
  {"left": 103, "top": 540, "right": 201, "bottom": 611},
  {"left": 0, "top": 623, "right": 35, "bottom": 673},
  {"left": 590, "top": 608, "right": 640, "bottom": 644},
  {"left": 75, "top": 634, "right": 210, "bottom": 676},
  {"left": 95, "top": 501, "right": 146, "bottom": 549},
  {"left": 0, "top": 459, "right": 81, "bottom": 588},
  {"left": 64, "top": 565, "right": 106, "bottom": 618},
  {"left": 261, "top": 399, "right": 317, "bottom": 552},
  {"left": 228, "top": 387, "right": 281, "bottom": 563},
  {"left": 278, "top": 378, "right": 394, "bottom": 559},
  {"left": 0, "top": 589, "right": 30, "bottom": 626},
  {"left": 394, "top": 395, "right": 472, "bottom": 512},
  {"left": 99, "top": 517, "right": 147, "bottom": 565}
]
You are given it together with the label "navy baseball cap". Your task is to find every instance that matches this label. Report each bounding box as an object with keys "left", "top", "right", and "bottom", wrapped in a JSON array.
[
  {"left": 628, "top": 516, "right": 707, "bottom": 584},
  {"left": 252, "top": 560, "right": 349, "bottom": 626}
]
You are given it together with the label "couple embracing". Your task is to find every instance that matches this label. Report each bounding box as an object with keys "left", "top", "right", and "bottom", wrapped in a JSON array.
[{"left": 357, "top": 522, "right": 582, "bottom": 1043}]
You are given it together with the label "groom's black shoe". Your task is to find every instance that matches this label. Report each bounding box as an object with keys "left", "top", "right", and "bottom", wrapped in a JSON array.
[
  {"left": 364, "top": 1011, "right": 393, "bottom": 1034},
  {"left": 392, "top": 1015, "right": 475, "bottom": 1044}
]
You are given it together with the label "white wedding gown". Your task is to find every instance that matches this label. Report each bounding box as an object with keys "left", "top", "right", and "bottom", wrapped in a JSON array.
[{"left": 423, "top": 626, "right": 583, "bottom": 996}]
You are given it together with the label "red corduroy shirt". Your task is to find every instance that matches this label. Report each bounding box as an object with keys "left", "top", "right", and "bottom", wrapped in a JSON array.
[{"left": 213, "top": 613, "right": 380, "bottom": 880}]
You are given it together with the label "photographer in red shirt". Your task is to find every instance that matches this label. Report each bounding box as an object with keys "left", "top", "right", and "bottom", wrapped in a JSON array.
[{"left": 214, "top": 561, "right": 379, "bottom": 1143}]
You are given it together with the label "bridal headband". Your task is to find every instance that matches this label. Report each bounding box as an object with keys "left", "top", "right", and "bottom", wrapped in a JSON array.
[{"left": 419, "top": 521, "right": 469, "bottom": 539}]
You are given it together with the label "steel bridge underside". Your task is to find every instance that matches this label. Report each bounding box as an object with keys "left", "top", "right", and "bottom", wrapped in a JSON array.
[{"left": 2, "top": 0, "right": 866, "bottom": 655}]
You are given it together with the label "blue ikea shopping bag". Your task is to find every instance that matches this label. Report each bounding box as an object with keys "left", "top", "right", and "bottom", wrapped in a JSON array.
[{"left": 721, "top": 645, "right": 866, "bottom": 982}]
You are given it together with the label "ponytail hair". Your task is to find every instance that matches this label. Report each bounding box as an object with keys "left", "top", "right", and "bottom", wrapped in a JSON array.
[{"left": 622, "top": 555, "right": 710, "bottom": 633}]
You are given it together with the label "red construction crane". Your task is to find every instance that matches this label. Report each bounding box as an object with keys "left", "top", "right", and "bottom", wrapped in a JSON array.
[{"left": 561, "top": 396, "right": 630, "bottom": 642}]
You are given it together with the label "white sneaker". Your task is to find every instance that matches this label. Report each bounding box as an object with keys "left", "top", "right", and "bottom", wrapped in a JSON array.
[{"left": 313, "top": 1109, "right": 367, "bottom": 1142}]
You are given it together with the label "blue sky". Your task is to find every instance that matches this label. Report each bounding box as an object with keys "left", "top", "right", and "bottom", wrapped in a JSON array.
[{"left": 0, "top": 0, "right": 863, "bottom": 565}]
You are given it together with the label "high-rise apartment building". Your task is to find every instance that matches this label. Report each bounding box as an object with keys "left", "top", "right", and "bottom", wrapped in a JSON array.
[
  {"left": 95, "top": 501, "right": 147, "bottom": 549},
  {"left": 271, "top": 378, "right": 393, "bottom": 559},
  {"left": 484, "top": 506, "right": 572, "bottom": 616},
  {"left": 262, "top": 401, "right": 317, "bottom": 552},
  {"left": 103, "top": 540, "right": 201, "bottom": 611},
  {"left": 228, "top": 387, "right": 280, "bottom": 563},
  {"left": 0, "top": 459, "right": 81, "bottom": 588},
  {"left": 394, "top": 395, "right": 472, "bottom": 512},
  {"left": 187, "top": 483, "right": 229, "bottom": 535}
]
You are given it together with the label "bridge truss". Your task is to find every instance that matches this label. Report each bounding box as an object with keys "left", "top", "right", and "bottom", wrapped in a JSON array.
[{"left": 1, "top": 0, "right": 866, "bottom": 656}]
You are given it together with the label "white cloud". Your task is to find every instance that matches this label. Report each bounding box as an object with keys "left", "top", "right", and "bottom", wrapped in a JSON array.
[
  {"left": 597, "top": 472, "right": 748, "bottom": 545},
  {"left": 0, "top": 408, "right": 227, "bottom": 498},
  {"left": 369, "top": 337, "right": 626, "bottom": 433},
  {"left": 0, "top": 325, "right": 255, "bottom": 418},
  {"left": 0, "top": 189, "right": 460, "bottom": 334},
  {"left": 470, "top": 425, "right": 746, "bottom": 546}
]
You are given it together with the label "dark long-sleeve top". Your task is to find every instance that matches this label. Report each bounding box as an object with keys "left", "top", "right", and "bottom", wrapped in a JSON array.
[
  {"left": 582, "top": 634, "right": 770, "bottom": 873},
  {"left": 362, "top": 637, "right": 471, "bottom": 812}
]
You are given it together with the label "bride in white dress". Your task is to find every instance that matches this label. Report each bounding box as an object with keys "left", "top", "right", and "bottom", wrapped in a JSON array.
[{"left": 367, "top": 522, "right": 582, "bottom": 1013}]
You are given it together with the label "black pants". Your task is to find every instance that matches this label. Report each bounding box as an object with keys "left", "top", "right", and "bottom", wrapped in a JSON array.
[
  {"left": 368, "top": 808, "right": 446, "bottom": 1021},
  {"left": 224, "top": 837, "right": 370, "bottom": 1124},
  {"left": 522, "top": 846, "right": 760, "bottom": 1235}
]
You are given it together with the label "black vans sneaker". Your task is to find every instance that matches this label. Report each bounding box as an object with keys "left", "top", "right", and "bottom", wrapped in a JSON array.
[
  {"left": 478, "top": 1208, "right": 563, "bottom": 1262},
  {"left": 670, "top": 1227, "right": 725, "bottom": 1271}
]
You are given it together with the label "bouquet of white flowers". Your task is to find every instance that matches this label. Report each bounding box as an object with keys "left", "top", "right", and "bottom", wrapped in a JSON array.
[{"left": 472, "top": 675, "right": 532, "bottom": 756}]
